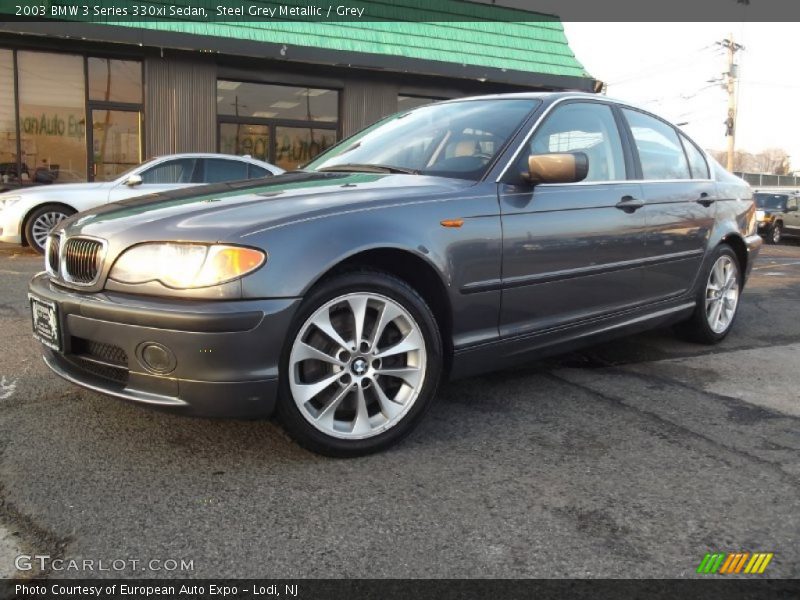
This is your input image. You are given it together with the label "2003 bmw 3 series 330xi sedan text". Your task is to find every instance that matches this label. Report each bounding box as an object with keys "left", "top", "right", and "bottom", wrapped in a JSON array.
[{"left": 29, "top": 93, "right": 762, "bottom": 456}]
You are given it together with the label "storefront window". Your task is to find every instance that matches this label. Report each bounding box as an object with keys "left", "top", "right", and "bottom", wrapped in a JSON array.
[
  {"left": 0, "top": 50, "right": 16, "bottom": 187},
  {"left": 219, "top": 122, "right": 270, "bottom": 162},
  {"left": 92, "top": 110, "right": 141, "bottom": 181},
  {"left": 88, "top": 58, "right": 142, "bottom": 103},
  {"left": 275, "top": 127, "right": 337, "bottom": 170},
  {"left": 17, "top": 52, "right": 87, "bottom": 182},
  {"left": 217, "top": 81, "right": 338, "bottom": 122}
]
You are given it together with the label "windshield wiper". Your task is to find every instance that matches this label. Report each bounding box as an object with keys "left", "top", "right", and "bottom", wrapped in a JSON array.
[{"left": 316, "top": 163, "right": 419, "bottom": 175}]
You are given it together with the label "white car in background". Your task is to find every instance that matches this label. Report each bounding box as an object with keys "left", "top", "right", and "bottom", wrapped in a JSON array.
[{"left": 0, "top": 153, "right": 283, "bottom": 253}]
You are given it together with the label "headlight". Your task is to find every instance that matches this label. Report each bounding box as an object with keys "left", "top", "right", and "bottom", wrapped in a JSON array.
[
  {"left": 755, "top": 209, "right": 766, "bottom": 222},
  {"left": 109, "top": 243, "right": 266, "bottom": 289},
  {"left": 0, "top": 195, "right": 21, "bottom": 211}
]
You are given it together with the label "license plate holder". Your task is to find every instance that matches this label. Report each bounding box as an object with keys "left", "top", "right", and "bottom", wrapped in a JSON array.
[{"left": 29, "top": 294, "right": 61, "bottom": 351}]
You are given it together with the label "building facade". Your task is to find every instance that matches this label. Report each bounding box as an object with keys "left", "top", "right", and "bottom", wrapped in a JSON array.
[{"left": 0, "top": 1, "right": 596, "bottom": 187}]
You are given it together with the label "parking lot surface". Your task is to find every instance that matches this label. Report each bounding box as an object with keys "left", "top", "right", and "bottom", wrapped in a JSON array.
[{"left": 0, "top": 242, "right": 797, "bottom": 578}]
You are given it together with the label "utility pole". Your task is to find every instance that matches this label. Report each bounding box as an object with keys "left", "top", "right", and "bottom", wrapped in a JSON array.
[{"left": 716, "top": 35, "right": 744, "bottom": 171}]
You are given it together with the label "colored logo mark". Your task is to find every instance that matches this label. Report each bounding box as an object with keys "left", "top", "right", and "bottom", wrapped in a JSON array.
[{"left": 697, "top": 552, "right": 773, "bottom": 575}]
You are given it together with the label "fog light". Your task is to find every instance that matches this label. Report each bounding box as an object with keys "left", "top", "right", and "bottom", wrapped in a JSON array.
[{"left": 136, "top": 342, "right": 176, "bottom": 374}]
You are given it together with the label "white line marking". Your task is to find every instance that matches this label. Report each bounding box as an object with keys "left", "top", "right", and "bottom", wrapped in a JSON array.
[{"left": 0, "top": 376, "right": 17, "bottom": 400}]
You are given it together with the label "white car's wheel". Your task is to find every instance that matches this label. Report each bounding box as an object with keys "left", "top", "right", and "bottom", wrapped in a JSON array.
[{"left": 25, "top": 205, "right": 75, "bottom": 253}]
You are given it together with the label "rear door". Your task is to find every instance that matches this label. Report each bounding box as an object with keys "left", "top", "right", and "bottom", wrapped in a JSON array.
[
  {"left": 620, "top": 108, "right": 716, "bottom": 300},
  {"left": 107, "top": 157, "right": 201, "bottom": 202},
  {"left": 498, "top": 100, "right": 648, "bottom": 337},
  {"left": 785, "top": 196, "right": 800, "bottom": 233}
]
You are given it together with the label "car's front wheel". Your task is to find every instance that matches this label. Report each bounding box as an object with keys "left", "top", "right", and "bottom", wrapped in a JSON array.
[
  {"left": 276, "top": 270, "right": 443, "bottom": 457},
  {"left": 24, "top": 204, "right": 75, "bottom": 253},
  {"left": 676, "top": 244, "right": 741, "bottom": 344}
]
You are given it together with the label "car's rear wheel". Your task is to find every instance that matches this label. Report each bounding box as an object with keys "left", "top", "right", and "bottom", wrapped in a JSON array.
[
  {"left": 676, "top": 245, "right": 741, "bottom": 344},
  {"left": 24, "top": 204, "right": 75, "bottom": 253},
  {"left": 768, "top": 222, "right": 782, "bottom": 244},
  {"left": 276, "top": 270, "right": 443, "bottom": 457}
]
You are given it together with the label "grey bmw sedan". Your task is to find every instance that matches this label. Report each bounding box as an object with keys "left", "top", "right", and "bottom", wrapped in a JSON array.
[{"left": 29, "top": 93, "right": 762, "bottom": 456}]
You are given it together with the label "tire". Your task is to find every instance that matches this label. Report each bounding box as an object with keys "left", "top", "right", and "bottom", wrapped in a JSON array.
[
  {"left": 24, "top": 204, "right": 75, "bottom": 253},
  {"left": 675, "top": 244, "right": 742, "bottom": 345},
  {"left": 768, "top": 222, "right": 782, "bottom": 244},
  {"left": 275, "top": 270, "right": 443, "bottom": 457}
]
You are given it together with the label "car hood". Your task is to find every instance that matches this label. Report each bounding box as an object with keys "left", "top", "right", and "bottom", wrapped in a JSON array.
[{"left": 64, "top": 172, "right": 475, "bottom": 242}]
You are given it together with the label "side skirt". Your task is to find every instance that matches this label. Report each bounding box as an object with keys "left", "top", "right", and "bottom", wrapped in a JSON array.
[{"left": 449, "top": 299, "right": 696, "bottom": 380}]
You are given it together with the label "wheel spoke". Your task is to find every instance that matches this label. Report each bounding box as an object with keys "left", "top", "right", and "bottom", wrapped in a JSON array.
[
  {"left": 292, "top": 371, "right": 343, "bottom": 405},
  {"left": 368, "top": 301, "right": 403, "bottom": 348},
  {"left": 351, "top": 386, "right": 372, "bottom": 435},
  {"left": 310, "top": 308, "right": 350, "bottom": 352},
  {"left": 315, "top": 384, "right": 353, "bottom": 428},
  {"left": 376, "top": 365, "right": 423, "bottom": 388},
  {"left": 292, "top": 341, "right": 344, "bottom": 366},
  {"left": 709, "top": 299, "right": 723, "bottom": 330},
  {"left": 372, "top": 378, "right": 404, "bottom": 418},
  {"left": 347, "top": 295, "right": 369, "bottom": 348},
  {"left": 374, "top": 328, "right": 424, "bottom": 359}
]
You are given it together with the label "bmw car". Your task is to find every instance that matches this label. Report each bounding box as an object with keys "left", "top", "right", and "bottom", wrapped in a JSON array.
[{"left": 28, "top": 93, "right": 761, "bottom": 456}]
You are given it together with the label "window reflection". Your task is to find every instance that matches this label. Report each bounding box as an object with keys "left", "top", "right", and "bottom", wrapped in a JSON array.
[
  {"left": 0, "top": 50, "right": 16, "bottom": 188},
  {"left": 92, "top": 110, "right": 141, "bottom": 181},
  {"left": 18, "top": 51, "right": 87, "bottom": 182},
  {"left": 219, "top": 123, "right": 270, "bottom": 161},
  {"left": 217, "top": 81, "right": 338, "bottom": 122},
  {"left": 275, "top": 127, "right": 337, "bottom": 170},
  {"left": 88, "top": 58, "right": 142, "bottom": 103}
]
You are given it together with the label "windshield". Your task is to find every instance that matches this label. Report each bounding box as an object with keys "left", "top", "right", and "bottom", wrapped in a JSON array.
[
  {"left": 306, "top": 99, "right": 540, "bottom": 181},
  {"left": 754, "top": 193, "right": 788, "bottom": 210}
]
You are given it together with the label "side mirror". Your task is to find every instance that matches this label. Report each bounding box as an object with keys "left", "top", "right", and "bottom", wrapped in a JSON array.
[
  {"left": 525, "top": 152, "right": 589, "bottom": 185},
  {"left": 125, "top": 174, "right": 143, "bottom": 187}
]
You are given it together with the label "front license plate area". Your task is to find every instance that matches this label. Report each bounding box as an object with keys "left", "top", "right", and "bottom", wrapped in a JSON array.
[{"left": 29, "top": 294, "right": 60, "bottom": 351}]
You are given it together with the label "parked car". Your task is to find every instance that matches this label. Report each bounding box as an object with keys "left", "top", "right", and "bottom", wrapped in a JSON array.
[
  {"left": 29, "top": 93, "right": 761, "bottom": 456},
  {"left": 1, "top": 153, "right": 283, "bottom": 253},
  {"left": 754, "top": 191, "right": 800, "bottom": 243}
]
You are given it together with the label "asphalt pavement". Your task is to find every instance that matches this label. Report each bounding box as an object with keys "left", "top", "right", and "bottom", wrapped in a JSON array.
[{"left": 0, "top": 241, "right": 797, "bottom": 579}]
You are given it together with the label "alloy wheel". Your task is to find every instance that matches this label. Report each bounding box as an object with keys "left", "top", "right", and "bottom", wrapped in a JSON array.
[
  {"left": 31, "top": 211, "right": 68, "bottom": 249},
  {"left": 289, "top": 292, "right": 427, "bottom": 440},
  {"left": 772, "top": 224, "right": 782, "bottom": 244},
  {"left": 705, "top": 255, "right": 739, "bottom": 334}
]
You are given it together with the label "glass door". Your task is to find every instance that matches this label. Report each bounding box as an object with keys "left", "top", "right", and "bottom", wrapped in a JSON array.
[{"left": 90, "top": 109, "right": 141, "bottom": 181}]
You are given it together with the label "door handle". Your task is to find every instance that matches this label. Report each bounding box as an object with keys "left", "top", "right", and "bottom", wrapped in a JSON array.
[
  {"left": 696, "top": 192, "right": 715, "bottom": 207},
  {"left": 615, "top": 195, "right": 645, "bottom": 213}
]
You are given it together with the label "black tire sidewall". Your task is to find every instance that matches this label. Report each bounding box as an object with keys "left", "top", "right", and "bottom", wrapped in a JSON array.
[
  {"left": 771, "top": 223, "right": 782, "bottom": 244},
  {"left": 24, "top": 205, "right": 73, "bottom": 253},
  {"left": 276, "top": 270, "right": 443, "bottom": 457}
]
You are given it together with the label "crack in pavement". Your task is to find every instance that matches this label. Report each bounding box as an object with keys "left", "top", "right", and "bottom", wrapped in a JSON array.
[{"left": 545, "top": 372, "right": 800, "bottom": 488}]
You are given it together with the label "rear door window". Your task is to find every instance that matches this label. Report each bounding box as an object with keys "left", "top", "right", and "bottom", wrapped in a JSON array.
[
  {"left": 622, "top": 108, "right": 691, "bottom": 180},
  {"left": 202, "top": 158, "right": 249, "bottom": 183}
]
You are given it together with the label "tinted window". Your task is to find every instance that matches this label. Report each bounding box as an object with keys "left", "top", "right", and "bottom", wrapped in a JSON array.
[
  {"left": 788, "top": 197, "right": 798, "bottom": 210},
  {"left": 526, "top": 102, "right": 625, "bottom": 182},
  {"left": 623, "top": 109, "right": 690, "bottom": 180},
  {"left": 248, "top": 164, "right": 272, "bottom": 178},
  {"left": 754, "top": 193, "right": 788, "bottom": 210},
  {"left": 203, "top": 158, "right": 248, "bottom": 183},
  {"left": 680, "top": 134, "right": 709, "bottom": 179},
  {"left": 140, "top": 158, "right": 197, "bottom": 184}
]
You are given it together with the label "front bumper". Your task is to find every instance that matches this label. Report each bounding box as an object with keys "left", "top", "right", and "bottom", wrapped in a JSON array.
[
  {"left": 0, "top": 207, "right": 23, "bottom": 244},
  {"left": 29, "top": 272, "right": 300, "bottom": 417}
]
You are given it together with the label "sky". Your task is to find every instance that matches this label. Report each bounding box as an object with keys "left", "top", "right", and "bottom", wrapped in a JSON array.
[{"left": 563, "top": 23, "right": 798, "bottom": 171}]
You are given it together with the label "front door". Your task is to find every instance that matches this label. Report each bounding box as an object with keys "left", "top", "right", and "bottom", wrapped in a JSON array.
[{"left": 498, "top": 101, "right": 649, "bottom": 338}]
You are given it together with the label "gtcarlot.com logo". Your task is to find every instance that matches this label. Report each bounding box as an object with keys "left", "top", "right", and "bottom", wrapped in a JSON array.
[{"left": 15, "top": 555, "right": 195, "bottom": 573}]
